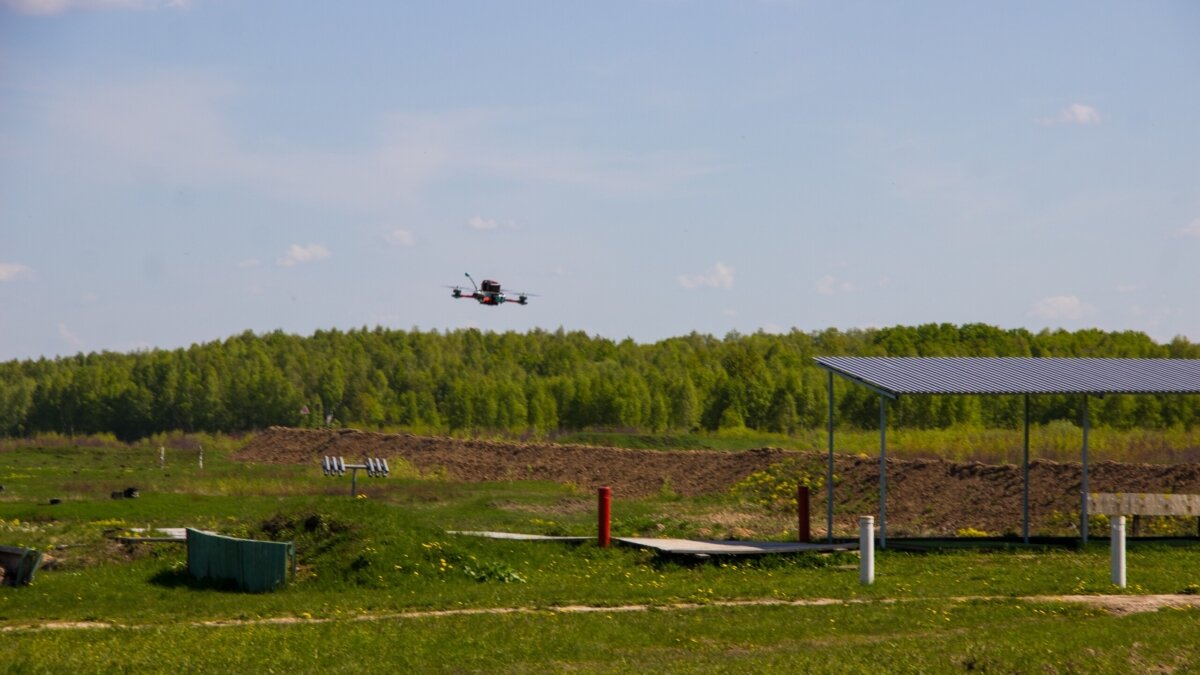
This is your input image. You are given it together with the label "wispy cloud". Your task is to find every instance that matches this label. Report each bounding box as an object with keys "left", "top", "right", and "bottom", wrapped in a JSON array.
[
  {"left": 57, "top": 322, "right": 83, "bottom": 348},
  {"left": 1030, "top": 295, "right": 1095, "bottom": 320},
  {"left": 0, "top": 262, "right": 30, "bottom": 281},
  {"left": 36, "top": 74, "right": 714, "bottom": 218},
  {"left": 1175, "top": 218, "right": 1200, "bottom": 239},
  {"left": 383, "top": 229, "right": 416, "bottom": 246},
  {"left": 277, "top": 243, "right": 330, "bottom": 267},
  {"left": 1037, "top": 103, "right": 1101, "bottom": 126},
  {"left": 236, "top": 258, "right": 260, "bottom": 269},
  {"left": 816, "top": 275, "right": 855, "bottom": 295},
  {"left": 468, "top": 216, "right": 499, "bottom": 231},
  {"left": 678, "top": 262, "right": 734, "bottom": 289},
  {"left": 1, "top": 0, "right": 190, "bottom": 15}
]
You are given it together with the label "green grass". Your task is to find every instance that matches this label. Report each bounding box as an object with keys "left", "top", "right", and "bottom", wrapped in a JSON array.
[{"left": 2, "top": 439, "right": 1200, "bottom": 672}]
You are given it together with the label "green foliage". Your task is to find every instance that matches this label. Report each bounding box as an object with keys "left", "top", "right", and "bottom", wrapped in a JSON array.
[
  {"left": 729, "top": 459, "right": 824, "bottom": 513},
  {"left": 3, "top": 323, "right": 1199, "bottom": 441}
]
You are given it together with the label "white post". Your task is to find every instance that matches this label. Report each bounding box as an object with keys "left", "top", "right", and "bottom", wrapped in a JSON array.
[
  {"left": 859, "top": 516, "right": 875, "bottom": 585},
  {"left": 159, "top": 446, "right": 165, "bottom": 468},
  {"left": 1111, "top": 515, "right": 1126, "bottom": 588},
  {"left": 198, "top": 444, "right": 204, "bottom": 470}
]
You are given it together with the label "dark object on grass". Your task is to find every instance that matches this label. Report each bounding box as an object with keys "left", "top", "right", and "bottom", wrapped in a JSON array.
[
  {"left": 186, "top": 528, "right": 296, "bottom": 593},
  {"left": 0, "top": 545, "right": 43, "bottom": 586},
  {"left": 111, "top": 491, "right": 124, "bottom": 499},
  {"left": 48, "top": 498, "right": 62, "bottom": 505},
  {"left": 124, "top": 487, "right": 140, "bottom": 499}
]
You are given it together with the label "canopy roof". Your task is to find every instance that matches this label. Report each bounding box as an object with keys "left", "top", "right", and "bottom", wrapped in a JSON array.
[{"left": 813, "top": 357, "right": 1200, "bottom": 397}]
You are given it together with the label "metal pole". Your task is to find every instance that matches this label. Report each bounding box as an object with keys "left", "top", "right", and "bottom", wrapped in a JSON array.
[
  {"left": 797, "top": 485, "right": 811, "bottom": 543},
  {"left": 1111, "top": 515, "right": 1126, "bottom": 588},
  {"left": 351, "top": 467, "right": 358, "bottom": 498},
  {"left": 880, "top": 395, "right": 888, "bottom": 550},
  {"left": 1082, "top": 395, "right": 1089, "bottom": 544},
  {"left": 827, "top": 370, "right": 835, "bottom": 543},
  {"left": 859, "top": 516, "right": 874, "bottom": 585},
  {"left": 1023, "top": 394, "right": 1030, "bottom": 544},
  {"left": 598, "top": 486, "right": 612, "bottom": 548}
]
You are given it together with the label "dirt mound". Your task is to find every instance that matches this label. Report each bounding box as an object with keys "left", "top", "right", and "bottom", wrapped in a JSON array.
[
  {"left": 238, "top": 427, "right": 1200, "bottom": 536},
  {"left": 238, "top": 427, "right": 790, "bottom": 498}
]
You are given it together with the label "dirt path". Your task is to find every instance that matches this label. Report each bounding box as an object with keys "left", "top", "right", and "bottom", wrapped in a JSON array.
[
  {"left": 5, "top": 594, "right": 1198, "bottom": 634},
  {"left": 237, "top": 427, "right": 1200, "bottom": 536}
]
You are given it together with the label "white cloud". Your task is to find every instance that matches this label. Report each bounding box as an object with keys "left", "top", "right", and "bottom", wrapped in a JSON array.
[
  {"left": 468, "top": 216, "right": 500, "bottom": 230},
  {"left": 816, "top": 275, "right": 856, "bottom": 295},
  {"left": 36, "top": 75, "right": 715, "bottom": 220},
  {"left": 276, "top": 243, "right": 330, "bottom": 267},
  {"left": 1115, "top": 283, "right": 1139, "bottom": 294},
  {"left": 57, "top": 322, "right": 83, "bottom": 348},
  {"left": 1038, "top": 103, "right": 1101, "bottom": 126},
  {"left": 236, "top": 258, "right": 260, "bottom": 269},
  {"left": 384, "top": 229, "right": 416, "bottom": 246},
  {"left": 1029, "top": 295, "right": 1095, "bottom": 320},
  {"left": 1175, "top": 218, "right": 1200, "bottom": 239},
  {"left": 1, "top": 0, "right": 189, "bottom": 15},
  {"left": 0, "top": 262, "right": 30, "bottom": 281},
  {"left": 678, "top": 262, "right": 735, "bottom": 290}
]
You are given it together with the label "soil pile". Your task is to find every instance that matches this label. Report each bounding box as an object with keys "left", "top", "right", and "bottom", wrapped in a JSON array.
[{"left": 238, "top": 427, "right": 1200, "bottom": 536}]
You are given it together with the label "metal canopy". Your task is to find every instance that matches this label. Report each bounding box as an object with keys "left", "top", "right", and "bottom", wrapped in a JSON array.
[
  {"left": 814, "top": 356, "right": 1200, "bottom": 549},
  {"left": 814, "top": 356, "right": 1200, "bottom": 397}
]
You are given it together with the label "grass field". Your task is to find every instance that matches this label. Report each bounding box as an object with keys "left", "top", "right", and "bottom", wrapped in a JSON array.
[{"left": 2, "top": 436, "right": 1200, "bottom": 673}]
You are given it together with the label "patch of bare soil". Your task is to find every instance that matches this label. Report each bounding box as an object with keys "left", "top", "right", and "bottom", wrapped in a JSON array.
[
  {"left": 1032, "top": 594, "right": 1200, "bottom": 615},
  {"left": 237, "top": 427, "right": 1200, "bottom": 536}
]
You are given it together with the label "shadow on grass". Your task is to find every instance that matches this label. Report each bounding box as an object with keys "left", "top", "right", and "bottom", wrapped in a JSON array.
[{"left": 149, "top": 566, "right": 241, "bottom": 592}]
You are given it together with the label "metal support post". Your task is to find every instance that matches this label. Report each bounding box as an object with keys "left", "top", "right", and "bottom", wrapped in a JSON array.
[
  {"left": 859, "top": 516, "right": 874, "bottom": 585},
  {"left": 827, "top": 371, "right": 835, "bottom": 543},
  {"left": 598, "top": 486, "right": 612, "bottom": 548},
  {"left": 797, "top": 485, "right": 811, "bottom": 543},
  {"left": 1023, "top": 394, "right": 1030, "bottom": 544},
  {"left": 1082, "top": 395, "right": 1090, "bottom": 544},
  {"left": 879, "top": 396, "right": 888, "bottom": 549},
  {"left": 1111, "top": 515, "right": 1126, "bottom": 588}
]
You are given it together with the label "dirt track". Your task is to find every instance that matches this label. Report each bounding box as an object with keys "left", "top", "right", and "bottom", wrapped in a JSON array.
[{"left": 238, "top": 427, "right": 1200, "bottom": 536}]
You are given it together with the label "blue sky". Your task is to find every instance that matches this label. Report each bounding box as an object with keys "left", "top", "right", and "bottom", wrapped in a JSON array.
[{"left": 1, "top": 1, "right": 1197, "bottom": 361}]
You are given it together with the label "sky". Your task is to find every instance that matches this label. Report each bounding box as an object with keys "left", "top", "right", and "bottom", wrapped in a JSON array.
[{"left": 1, "top": 1, "right": 1198, "bottom": 361}]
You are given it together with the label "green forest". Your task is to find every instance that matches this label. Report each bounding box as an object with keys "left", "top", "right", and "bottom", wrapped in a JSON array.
[{"left": 1, "top": 323, "right": 1198, "bottom": 441}]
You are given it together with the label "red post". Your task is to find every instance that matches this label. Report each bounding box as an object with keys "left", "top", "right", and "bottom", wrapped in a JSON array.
[
  {"left": 797, "top": 485, "right": 811, "bottom": 543},
  {"left": 598, "top": 486, "right": 612, "bottom": 548}
]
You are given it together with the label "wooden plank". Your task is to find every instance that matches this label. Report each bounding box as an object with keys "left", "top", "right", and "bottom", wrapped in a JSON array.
[
  {"left": 447, "top": 531, "right": 591, "bottom": 542},
  {"left": 1088, "top": 493, "right": 1200, "bottom": 516}
]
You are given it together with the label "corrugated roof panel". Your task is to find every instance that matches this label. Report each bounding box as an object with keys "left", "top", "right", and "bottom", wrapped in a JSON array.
[{"left": 812, "top": 357, "right": 1200, "bottom": 396}]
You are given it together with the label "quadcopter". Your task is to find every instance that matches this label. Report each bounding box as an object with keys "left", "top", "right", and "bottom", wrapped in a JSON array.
[{"left": 447, "top": 273, "right": 535, "bottom": 306}]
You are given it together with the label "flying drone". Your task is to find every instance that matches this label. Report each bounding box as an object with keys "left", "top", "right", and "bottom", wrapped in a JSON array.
[{"left": 447, "top": 273, "right": 535, "bottom": 306}]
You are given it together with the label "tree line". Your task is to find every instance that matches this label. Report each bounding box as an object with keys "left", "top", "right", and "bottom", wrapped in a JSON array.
[{"left": 1, "top": 324, "right": 1198, "bottom": 440}]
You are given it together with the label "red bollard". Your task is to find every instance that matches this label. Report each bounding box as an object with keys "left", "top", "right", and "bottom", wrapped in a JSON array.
[
  {"left": 598, "top": 486, "right": 612, "bottom": 548},
  {"left": 797, "top": 485, "right": 811, "bottom": 543}
]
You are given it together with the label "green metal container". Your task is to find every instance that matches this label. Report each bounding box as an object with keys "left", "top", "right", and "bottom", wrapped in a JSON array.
[{"left": 186, "top": 528, "right": 295, "bottom": 592}]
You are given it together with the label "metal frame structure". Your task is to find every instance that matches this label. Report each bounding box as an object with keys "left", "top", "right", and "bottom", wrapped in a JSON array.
[{"left": 814, "top": 357, "right": 1200, "bottom": 547}]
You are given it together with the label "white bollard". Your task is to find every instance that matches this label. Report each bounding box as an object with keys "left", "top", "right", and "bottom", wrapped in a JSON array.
[
  {"left": 198, "top": 444, "right": 204, "bottom": 470},
  {"left": 159, "top": 446, "right": 165, "bottom": 468},
  {"left": 1111, "top": 515, "right": 1126, "bottom": 588},
  {"left": 859, "top": 516, "right": 875, "bottom": 585}
]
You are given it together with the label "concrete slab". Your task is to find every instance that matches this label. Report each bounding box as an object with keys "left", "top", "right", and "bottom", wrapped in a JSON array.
[{"left": 615, "top": 538, "right": 858, "bottom": 558}]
